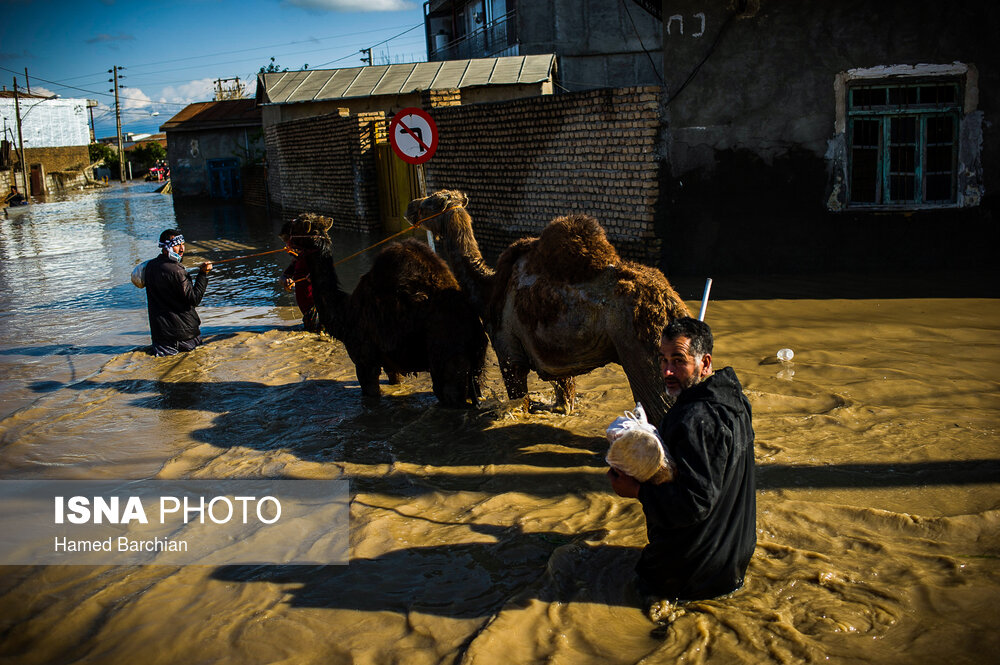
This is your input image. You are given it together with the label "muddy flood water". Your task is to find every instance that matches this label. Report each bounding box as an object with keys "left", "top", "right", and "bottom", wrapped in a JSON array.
[{"left": 0, "top": 184, "right": 998, "bottom": 664}]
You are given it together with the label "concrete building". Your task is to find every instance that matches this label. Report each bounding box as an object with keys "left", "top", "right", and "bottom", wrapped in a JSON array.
[
  {"left": 423, "top": 0, "right": 662, "bottom": 91},
  {"left": 160, "top": 99, "right": 263, "bottom": 199},
  {"left": 657, "top": 0, "right": 998, "bottom": 276},
  {"left": 0, "top": 91, "right": 96, "bottom": 196}
]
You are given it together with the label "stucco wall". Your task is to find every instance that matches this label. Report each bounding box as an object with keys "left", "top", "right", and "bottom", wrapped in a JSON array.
[
  {"left": 659, "top": 0, "right": 998, "bottom": 274},
  {"left": 518, "top": 0, "right": 662, "bottom": 91},
  {"left": 166, "top": 127, "right": 263, "bottom": 197}
]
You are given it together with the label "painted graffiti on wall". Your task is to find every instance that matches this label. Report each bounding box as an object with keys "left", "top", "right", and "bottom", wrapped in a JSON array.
[{"left": 666, "top": 13, "right": 706, "bottom": 37}]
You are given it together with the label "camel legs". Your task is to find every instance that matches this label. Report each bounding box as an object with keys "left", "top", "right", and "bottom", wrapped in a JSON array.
[
  {"left": 552, "top": 377, "right": 576, "bottom": 414},
  {"left": 355, "top": 363, "right": 382, "bottom": 401},
  {"left": 499, "top": 358, "right": 529, "bottom": 401}
]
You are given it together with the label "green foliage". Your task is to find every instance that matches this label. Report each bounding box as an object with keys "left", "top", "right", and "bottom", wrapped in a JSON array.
[
  {"left": 89, "top": 142, "right": 118, "bottom": 167},
  {"left": 130, "top": 142, "right": 167, "bottom": 169},
  {"left": 259, "top": 57, "right": 288, "bottom": 74},
  {"left": 259, "top": 57, "right": 308, "bottom": 74}
]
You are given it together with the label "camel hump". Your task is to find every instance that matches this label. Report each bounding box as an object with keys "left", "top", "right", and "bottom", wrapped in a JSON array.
[
  {"left": 616, "top": 261, "right": 692, "bottom": 342},
  {"left": 370, "top": 239, "right": 460, "bottom": 297},
  {"left": 526, "top": 214, "right": 621, "bottom": 283}
]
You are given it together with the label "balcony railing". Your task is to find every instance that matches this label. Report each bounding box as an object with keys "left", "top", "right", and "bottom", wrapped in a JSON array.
[{"left": 429, "top": 9, "right": 518, "bottom": 61}]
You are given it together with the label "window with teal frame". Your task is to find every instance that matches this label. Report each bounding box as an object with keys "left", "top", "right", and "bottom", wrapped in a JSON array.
[{"left": 847, "top": 81, "right": 961, "bottom": 207}]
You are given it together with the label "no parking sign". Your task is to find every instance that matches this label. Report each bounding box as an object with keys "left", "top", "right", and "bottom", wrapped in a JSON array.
[{"left": 389, "top": 108, "right": 438, "bottom": 165}]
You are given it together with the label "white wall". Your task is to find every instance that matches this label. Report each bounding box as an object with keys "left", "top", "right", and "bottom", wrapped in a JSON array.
[{"left": 0, "top": 98, "right": 91, "bottom": 148}]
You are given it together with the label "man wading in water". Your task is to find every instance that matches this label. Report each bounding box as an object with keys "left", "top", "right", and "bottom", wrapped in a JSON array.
[
  {"left": 144, "top": 229, "right": 213, "bottom": 356},
  {"left": 608, "top": 317, "right": 756, "bottom": 623}
]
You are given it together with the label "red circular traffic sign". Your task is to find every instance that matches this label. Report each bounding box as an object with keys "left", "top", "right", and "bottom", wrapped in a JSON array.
[{"left": 389, "top": 107, "right": 438, "bottom": 165}]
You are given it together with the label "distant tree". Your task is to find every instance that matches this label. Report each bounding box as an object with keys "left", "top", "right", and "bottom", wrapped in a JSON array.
[
  {"left": 259, "top": 57, "right": 288, "bottom": 74},
  {"left": 130, "top": 142, "right": 167, "bottom": 170},
  {"left": 259, "top": 57, "right": 309, "bottom": 74},
  {"left": 89, "top": 142, "right": 114, "bottom": 164}
]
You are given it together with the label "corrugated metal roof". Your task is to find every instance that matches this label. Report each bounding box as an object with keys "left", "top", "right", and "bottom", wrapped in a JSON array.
[
  {"left": 257, "top": 54, "right": 555, "bottom": 105},
  {"left": 160, "top": 99, "right": 261, "bottom": 132}
]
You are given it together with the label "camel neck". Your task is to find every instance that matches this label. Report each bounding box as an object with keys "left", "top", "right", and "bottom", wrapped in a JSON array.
[
  {"left": 435, "top": 221, "right": 495, "bottom": 318},
  {"left": 303, "top": 243, "right": 351, "bottom": 340}
]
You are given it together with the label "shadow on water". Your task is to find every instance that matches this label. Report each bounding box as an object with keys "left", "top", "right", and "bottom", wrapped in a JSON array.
[
  {"left": 212, "top": 526, "right": 637, "bottom": 620},
  {"left": 46, "top": 376, "right": 1000, "bottom": 494},
  {"left": 49, "top": 377, "right": 609, "bottom": 490}
]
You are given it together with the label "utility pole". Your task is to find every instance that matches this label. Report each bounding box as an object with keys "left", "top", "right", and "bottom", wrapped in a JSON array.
[
  {"left": 24, "top": 68, "right": 30, "bottom": 94},
  {"left": 12, "top": 77, "right": 29, "bottom": 201},
  {"left": 109, "top": 66, "right": 125, "bottom": 182},
  {"left": 360, "top": 48, "right": 373, "bottom": 66}
]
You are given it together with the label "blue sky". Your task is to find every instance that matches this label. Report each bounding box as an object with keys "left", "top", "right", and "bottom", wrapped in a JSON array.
[{"left": 0, "top": 0, "right": 428, "bottom": 138}]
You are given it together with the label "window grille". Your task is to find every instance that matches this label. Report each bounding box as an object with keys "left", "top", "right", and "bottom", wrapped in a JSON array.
[{"left": 847, "top": 81, "right": 961, "bottom": 207}]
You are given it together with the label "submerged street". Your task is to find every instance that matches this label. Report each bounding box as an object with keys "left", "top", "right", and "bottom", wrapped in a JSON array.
[{"left": 0, "top": 184, "right": 998, "bottom": 664}]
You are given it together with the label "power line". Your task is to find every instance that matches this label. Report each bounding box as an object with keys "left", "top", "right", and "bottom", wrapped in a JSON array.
[
  {"left": 315, "top": 22, "right": 422, "bottom": 68},
  {"left": 0, "top": 65, "right": 189, "bottom": 107}
]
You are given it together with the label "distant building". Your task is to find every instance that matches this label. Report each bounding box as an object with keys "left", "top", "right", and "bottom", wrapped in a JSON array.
[
  {"left": 423, "top": 0, "right": 661, "bottom": 91},
  {"left": 0, "top": 90, "right": 96, "bottom": 195},
  {"left": 160, "top": 99, "right": 263, "bottom": 199},
  {"left": 254, "top": 54, "right": 556, "bottom": 126}
]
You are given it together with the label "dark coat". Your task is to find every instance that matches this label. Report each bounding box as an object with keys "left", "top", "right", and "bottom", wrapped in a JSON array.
[
  {"left": 636, "top": 367, "right": 756, "bottom": 600},
  {"left": 144, "top": 254, "right": 208, "bottom": 344}
]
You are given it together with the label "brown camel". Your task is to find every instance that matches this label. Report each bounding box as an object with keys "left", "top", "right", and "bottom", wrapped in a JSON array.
[
  {"left": 281, "top": 213, "right": 487, "bottom": 407},
  {"left": 405, "top": 190, "right": 690, "bottom": 424}
]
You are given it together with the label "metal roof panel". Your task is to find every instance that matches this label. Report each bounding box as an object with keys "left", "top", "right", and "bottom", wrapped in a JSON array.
[
  {"left": 431, "top": 60, "right": 471, "bottom": 88},
  {"left": 519, "top": 54, "right": 555, "bottom": 83},
  {"left": 315, "top": 68, "right": 364, "bottom": 100},
  {"left": 287, "top": 70, "right": 333, "bottom": 102},
  {"left": 256, "top": 55, "right": 556, "bottom": 104},
  {"left": 343, "top": 65, "right": 390, "bottom": 98},
  {"left": 372, "top": 62, "right": 417, "bottom": 96},
  {"left": 459, "top": 58, "right": 497, "bottom": 87}
]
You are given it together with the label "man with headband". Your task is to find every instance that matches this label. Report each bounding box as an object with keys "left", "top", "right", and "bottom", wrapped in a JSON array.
[{"left": 143, "top": 228, "right": 213, "bottom": 356}]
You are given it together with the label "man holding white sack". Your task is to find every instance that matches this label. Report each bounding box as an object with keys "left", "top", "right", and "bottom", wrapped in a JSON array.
[
  {"left": 142, "top": 229, "right": 213, "bottom": 356},
  {"left": 608, "top": 317, "right": 756, "bottom": 612}
]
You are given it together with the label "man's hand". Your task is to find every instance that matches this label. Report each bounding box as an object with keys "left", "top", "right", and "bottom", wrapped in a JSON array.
[
  {"left": 283, "top": 277, "right": 295, "bottom": 291},
  {"left": 200, "top": 262, "right": 213, "bottom": 273},
  {"left": 608, "top": 468, "right": 640, "bottom": 499}
]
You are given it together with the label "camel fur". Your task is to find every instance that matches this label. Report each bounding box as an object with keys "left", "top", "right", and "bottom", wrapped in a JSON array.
[
  {"left": 281, "top": 213, "right": 487, "bottom": 407},
  {"left": 406, "top": 191, "right": 690, "bottom": 423}
]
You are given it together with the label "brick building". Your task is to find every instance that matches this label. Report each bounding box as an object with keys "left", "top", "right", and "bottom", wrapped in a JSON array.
[{"left": 0, "top": 91, "right": 96, "bottom": 197}]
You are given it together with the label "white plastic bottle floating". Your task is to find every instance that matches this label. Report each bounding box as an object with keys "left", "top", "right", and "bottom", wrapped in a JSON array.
[{"left": 777, "top": 348, "right": 794, "bottom": 363}]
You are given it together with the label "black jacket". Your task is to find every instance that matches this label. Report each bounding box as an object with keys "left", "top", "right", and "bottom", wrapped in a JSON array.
[
  {"left": 636, "top": 367, "right": 756, "bottom": 600},
  {"left": 144, "top": 254, "right": 208, "bottom": 344}
]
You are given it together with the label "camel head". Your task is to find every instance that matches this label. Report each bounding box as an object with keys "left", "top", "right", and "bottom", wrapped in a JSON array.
[
  {"left": 405, "top": 189, "right": 470, "bottom": 238},
  {"left": 280, "top": 212, "right": 334, "bottom": 253}
]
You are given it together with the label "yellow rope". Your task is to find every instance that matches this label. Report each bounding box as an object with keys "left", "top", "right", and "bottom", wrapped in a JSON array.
[{"left": 332, "top": 204, "right": 462, "bottom": 267}]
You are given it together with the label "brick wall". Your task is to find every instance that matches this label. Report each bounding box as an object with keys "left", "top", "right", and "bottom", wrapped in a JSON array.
[
  {"left": 22, "top": 146, "right": 90, "bottom": 173},
  {"left": 243, "top": 165, "right": 268, "bottom": 208},
  {"left": 425, "top": 87, "right": 662, "bottom": 263},
  {"left": 264, "top": 112, "right": 384, "bottom": 232}
]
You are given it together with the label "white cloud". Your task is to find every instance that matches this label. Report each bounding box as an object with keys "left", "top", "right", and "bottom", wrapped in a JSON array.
[
  {"left": 122, "top": 87, "right": 154, "bottom": 110},
  {"left": 284, "top": 0, "right": 414, "bottom": 11},
  {"left": 28, "top": 85, "right": 57, "bottom": 98},
  {"left": 158, "top": 78, "right": 216, "bottom": 105}
]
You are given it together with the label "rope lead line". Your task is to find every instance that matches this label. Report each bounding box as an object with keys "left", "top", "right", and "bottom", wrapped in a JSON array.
[{"left": 332, "top": 204, "right": 462, "bottom": 267}]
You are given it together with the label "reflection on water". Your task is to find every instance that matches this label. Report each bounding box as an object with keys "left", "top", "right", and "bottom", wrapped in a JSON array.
[{"left": 0, "top": 185, "right": 998, "bottom": 664}]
